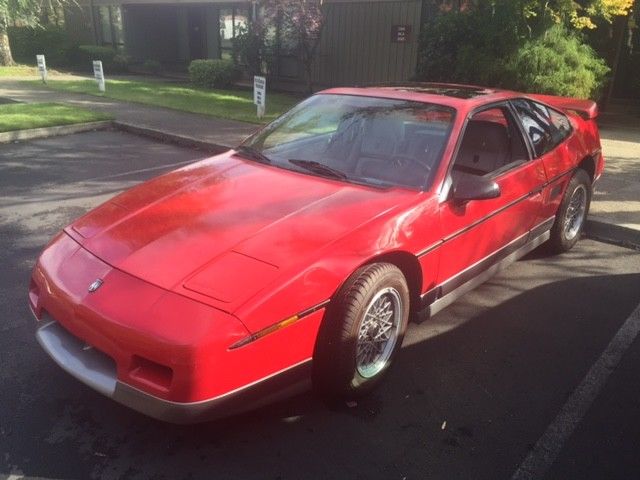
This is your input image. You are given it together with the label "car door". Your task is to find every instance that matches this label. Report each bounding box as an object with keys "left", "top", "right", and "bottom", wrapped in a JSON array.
[
  {"left": 435, "top": 103, "right": 547, "bottom": 294},
  {"left": 510, "top": 99, "right": 575, "bottom": 228}
]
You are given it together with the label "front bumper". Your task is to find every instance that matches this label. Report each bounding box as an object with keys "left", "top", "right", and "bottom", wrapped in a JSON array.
[{"left": 36, "top": 319, "right": 312, "bottom": 424}]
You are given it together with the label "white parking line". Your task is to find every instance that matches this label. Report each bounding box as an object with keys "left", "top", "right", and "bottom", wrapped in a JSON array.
[{"left": 511, "top": 300, "right": 640, "bottom": 480}]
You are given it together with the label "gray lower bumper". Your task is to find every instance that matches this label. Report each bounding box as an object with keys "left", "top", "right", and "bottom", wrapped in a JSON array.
[
  {"left": 36, "top": 320, "right": 312, "bottom": 424},
  {"left": 36, "top": 320, "right": 118, "bottom": 397}
]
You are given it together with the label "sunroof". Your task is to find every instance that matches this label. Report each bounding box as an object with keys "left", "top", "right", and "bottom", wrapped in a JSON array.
[{"left": 384, "top": 83, "right": 495, "bottom": 99}]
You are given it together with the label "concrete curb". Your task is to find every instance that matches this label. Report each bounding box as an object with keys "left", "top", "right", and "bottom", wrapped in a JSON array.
[
  {"left": 0, "top": 118, "right": 232, "bottom": 154},
  {"left": 585, "top": 219, "right": 640, "bottom": 252},
  {"left": 0, "top": 121, "right": 113, "bottom": 144},
  {"left": 113, "top": 122, "right": 231, "bottom": 154}
]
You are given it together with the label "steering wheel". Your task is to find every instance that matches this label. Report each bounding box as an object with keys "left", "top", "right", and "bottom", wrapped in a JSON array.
[{"left": 390, "top": 154, "right": 432, "bottom": 173}]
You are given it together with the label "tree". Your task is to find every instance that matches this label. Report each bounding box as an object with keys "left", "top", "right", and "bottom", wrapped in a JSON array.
[
  {"left": 0, "top": 0, "right": 21, "bottom": 64},
  {"left": 261, "top": 0, "right": 325, "bottom": 93},
  {"left": 416, "top": 0, "right": 628, "bottom": 99},
  {"left": 0, "top": 0, "right": 71, "bottom": 65},
  {"left": 233, "top": 19, "right": 267, "bottom": 77},
  {"left": 0, "top": 16, "right": 11, "bottom": 64},
  {"left": 518, "top": 0, "right": 634, "bottom": 32},
  {"left": 417, "top": 1, "right": 527, "bottom": 85},
  {"left": 518, "top": 0, "right": 634, "bottom": 101}
]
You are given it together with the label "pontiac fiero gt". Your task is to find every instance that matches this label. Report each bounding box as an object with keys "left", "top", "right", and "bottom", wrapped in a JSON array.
[{"left": 30, "top": 84, "right": 603, "bottom": 423}]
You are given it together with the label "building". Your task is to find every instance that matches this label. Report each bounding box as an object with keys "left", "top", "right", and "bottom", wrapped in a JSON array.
[{"left": 73, "top": 0, "right": 425, "bottom": 88}]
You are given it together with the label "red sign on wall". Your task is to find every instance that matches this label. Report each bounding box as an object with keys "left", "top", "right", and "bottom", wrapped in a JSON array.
[{"left": 391, "top": 25, "right": 412, "bottom": 43}]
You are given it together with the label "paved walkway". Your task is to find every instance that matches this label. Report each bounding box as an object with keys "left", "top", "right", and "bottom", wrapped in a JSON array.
[
  {"left": 592, "top": 104, "right": 640, "bottom": 246},
  {"left": 0, "top": 77, "right": 638, "bottom": 245}
]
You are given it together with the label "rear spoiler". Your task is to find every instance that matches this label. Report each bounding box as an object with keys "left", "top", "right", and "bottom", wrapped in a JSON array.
[{"left": 529, "top": 94, "right": 598, "bottom": 120}]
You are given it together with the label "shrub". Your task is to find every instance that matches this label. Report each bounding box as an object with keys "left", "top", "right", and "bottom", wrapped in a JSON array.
[
  {"left": 112, "top": 54, "right": 131, "bottom": 73},
  {"left": 7, "top": 26, "right": 78, "bottom": 66},
  {"left": 77, "top": 45, "right": 117, "bottom": 70},
  {"left": 141, "top": 59, "right": 162, "bottom": 74},
  {"left": 188, "top": 59, "right": 240, "bottom": 88},
  {"left": 503, "top": 25, "right": 610, "bottom": 100}
]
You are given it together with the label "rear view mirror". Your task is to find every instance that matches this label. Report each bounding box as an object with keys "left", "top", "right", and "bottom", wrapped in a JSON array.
[{"left": 453, "top": 177, "right": 501, "bottom": 202}]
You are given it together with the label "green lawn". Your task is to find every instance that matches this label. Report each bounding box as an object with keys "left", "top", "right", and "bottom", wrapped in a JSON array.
[
  {"left": 41, "top": 79, "right": 302, "bottom": 124},
  {"left": 0, "top": 103, "right": 112, "bottom": 133},
  {"left": 0, "top": 64, "right": 59, "bottom": 77}
]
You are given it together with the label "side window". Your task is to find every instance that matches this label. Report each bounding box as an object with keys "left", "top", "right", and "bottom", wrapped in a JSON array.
[
  {"left": 451, "top": 107, "right": 528, "bottom": 180},
  {"left": 512, "top": 100, "right": 571, "bottom": 157}
]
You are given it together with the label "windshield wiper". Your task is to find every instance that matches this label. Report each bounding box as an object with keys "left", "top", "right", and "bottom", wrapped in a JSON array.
[
  {"left": 288, "top": 159, "right": 348, "bottom": 180},
  {"left": 236, "top": 145, "right": 271, "bottom": 164}
]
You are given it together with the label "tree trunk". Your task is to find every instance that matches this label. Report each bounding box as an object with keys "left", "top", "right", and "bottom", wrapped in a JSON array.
[
  {"left": 0, "top": 17, "right": 15, "bottom": 66},
  {"left": 300, "top": 33, "right": 314, "bottom": 94},
  {"left": 303, "top": 60, "right": 313, "bottom": 94},
  {"left": 604, "top": 14, "right": 627, "bottom": 107}
]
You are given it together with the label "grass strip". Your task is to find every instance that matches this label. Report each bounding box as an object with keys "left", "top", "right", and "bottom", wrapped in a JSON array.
[
  {"left": 0, "top": 102, "right": 112, "bottom": 132},
  {"left": 41, "top": 79, "right": 301, "bottom": 124},
  {"left": 0, "top": 64, "right": 60, "bottom": 77}
]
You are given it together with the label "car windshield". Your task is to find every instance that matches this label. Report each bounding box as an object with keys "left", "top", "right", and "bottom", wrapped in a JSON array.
[{"left": 240, "top": 94, "right": 455, "bottom": 190}]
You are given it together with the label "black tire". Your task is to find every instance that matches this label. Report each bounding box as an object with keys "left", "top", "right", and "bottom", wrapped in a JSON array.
[
  {"left": 313, "top": 263, "right": 410, "bottom": 399},
  {"left": 548, "top": 168, "right": 592, "bottom": 253}
]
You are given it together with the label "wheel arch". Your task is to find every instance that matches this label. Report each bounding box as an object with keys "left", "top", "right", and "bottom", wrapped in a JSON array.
[
  {"left": 578, "top": 154, "right": 596, "bottom": 183},
  {"left": 362, "top": 251, "right": 423, "bottom": 318}
]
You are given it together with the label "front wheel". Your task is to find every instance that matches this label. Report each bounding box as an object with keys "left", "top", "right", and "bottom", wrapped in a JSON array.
[
  {"left": 548, "top": 169, "right": 591, "bottom": 253},
  {"left": 313, "top": 263, "right": 410, "bottom": 399}
]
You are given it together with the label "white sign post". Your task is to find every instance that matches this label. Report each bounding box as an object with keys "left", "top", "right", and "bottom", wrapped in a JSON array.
[
  {"left": 36, "top": 55, "right": 47, "bottom": 84},
  {"left": 253, "top": 75, "right": 266, "bottom": 119},
  {"left": 93, "top": 60, "right": 105, "bottom": 92}
]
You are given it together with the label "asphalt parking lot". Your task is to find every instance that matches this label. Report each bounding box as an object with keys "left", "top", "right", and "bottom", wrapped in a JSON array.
[{"left": 1, "top": 130, "right": 639, "bottom": 480}]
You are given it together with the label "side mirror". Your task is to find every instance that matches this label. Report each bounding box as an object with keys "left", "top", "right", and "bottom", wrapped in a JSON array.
[{"left": 453, "top": 177, "right": 501, "bottom": 202}]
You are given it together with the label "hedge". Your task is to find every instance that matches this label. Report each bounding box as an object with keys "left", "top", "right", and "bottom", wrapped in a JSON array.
[
  {"left": 76, "top": 45, "right": 117, "bottom": 69},
  {"left": 8, "top": 26, "right": 78, "bottom": 66},
  {"left": 188, "top": 59, "right": 240, "bottom": 88}
]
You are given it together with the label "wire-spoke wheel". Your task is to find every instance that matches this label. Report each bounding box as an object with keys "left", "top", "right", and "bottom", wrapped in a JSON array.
[
  {"left": 356, "top": 287, "right": 402, "bottom": 378},
  {"left": 313, "top": 263, "right": 410, "bottom": 398},
  {"left": 549, "top": 168, "right": 592, "bottom": 253}
]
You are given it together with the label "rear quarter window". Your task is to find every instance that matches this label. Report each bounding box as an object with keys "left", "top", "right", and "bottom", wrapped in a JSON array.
[
  {"left": 548, "top": 108, "right": 572, "bottom": 138},
  {"left": 512, "top": 99, "right": 573, "bottom": 157}
]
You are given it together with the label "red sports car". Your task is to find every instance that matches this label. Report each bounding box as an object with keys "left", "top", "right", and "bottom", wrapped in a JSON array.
[{"left": 30, "top": 84, "right": 603, "bottom": 423}]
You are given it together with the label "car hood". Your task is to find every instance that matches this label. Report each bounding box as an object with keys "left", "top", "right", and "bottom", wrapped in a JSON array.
[{"left": 67, "top": 152, "right": 415, "bottom": 313}]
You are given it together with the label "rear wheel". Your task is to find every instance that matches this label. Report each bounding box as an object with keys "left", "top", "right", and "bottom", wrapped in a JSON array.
[
  {"left": 313, "top": 263, "right": 410, "bottom": 398},
  {"left": 548, "top": 169, "right": 591, "bottom": 253}
]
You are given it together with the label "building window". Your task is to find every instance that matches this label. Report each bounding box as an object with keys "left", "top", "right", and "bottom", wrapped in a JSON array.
[{"left": 219, "top": 6, "right": 249, "bottom": 60}]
